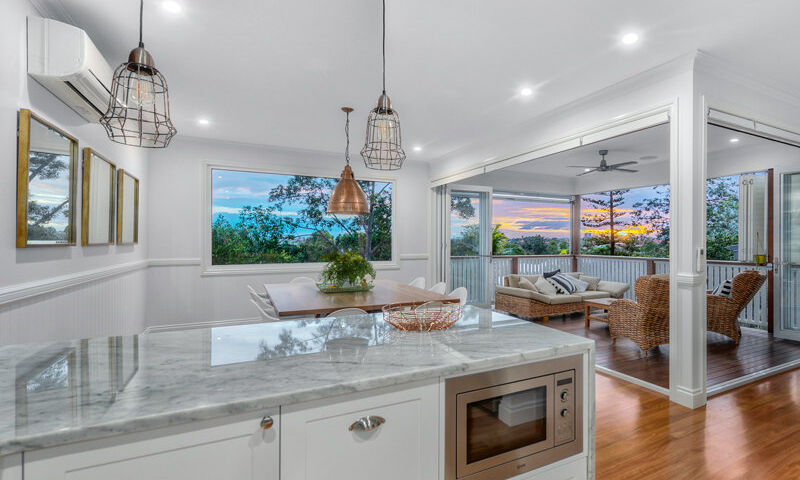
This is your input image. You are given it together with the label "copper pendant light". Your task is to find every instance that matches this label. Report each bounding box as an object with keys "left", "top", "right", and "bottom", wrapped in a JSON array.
[
  {"left": 100, "top": 0, "right": 177, "bottom": 148},
  {"left": 328, "top": 107, "right": 369, "bottom": 215},
  {"left": 361, "top": 0, "right": 405, "bottom": 170}
]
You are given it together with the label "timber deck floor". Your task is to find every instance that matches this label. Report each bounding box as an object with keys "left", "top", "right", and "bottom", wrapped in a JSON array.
[
  {"left": 521, "top": 312, "right": 800, "bottom": 390},
  {"left": 595, "top": 370, "right": 800, "bottom": 479}
]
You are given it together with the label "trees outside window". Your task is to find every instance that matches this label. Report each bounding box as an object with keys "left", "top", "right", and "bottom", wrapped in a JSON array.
[{"left": 211, "top": 169, "right": 393, "bottom": 265}]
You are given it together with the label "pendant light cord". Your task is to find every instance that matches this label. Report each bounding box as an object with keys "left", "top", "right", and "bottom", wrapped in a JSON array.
[
  {"left": 138, "top": 0, "right": 144, "bottom": 47},
  {"left": 345, "top": 110, "right": 351, "bottom": 165},
  {"left": 381, "top": 0, "right": 386, "bottom": 93}
]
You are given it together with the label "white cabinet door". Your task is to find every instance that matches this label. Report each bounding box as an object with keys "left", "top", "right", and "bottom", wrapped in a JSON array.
[
  {"left": 24, "top": 410, "right": 278, "bottom": 480},
  {"left": 281, "top": 381, "right": 439, "bottom": 480},
  {"left": 0, "top": 454, "right": 22, "bottom": 480}
]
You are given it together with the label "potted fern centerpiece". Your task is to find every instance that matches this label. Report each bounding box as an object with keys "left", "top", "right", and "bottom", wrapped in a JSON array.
[{"left": 317, "top": 252, "right": 377, "bottom": 293}]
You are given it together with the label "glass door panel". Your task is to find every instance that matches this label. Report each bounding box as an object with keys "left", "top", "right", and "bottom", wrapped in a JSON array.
[
  {"left": 449, "top": 187, "right": 492, "bottom": 305},
  {"left": 778, "top": 172, "right": 800, "bottom": 341}
]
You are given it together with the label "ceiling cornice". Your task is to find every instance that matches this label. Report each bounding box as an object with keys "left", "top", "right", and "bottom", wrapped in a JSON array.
[
  {"left": 27, "top": 0, "right": 75, "bottom": 24},
  {"left": 694, "top": 50, "right": 800, "bottom": 110}
]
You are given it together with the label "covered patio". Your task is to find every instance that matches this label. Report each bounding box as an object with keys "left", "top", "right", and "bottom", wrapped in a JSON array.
[{"left": 446, "top": 122, "right": 800, "bottom": 395}]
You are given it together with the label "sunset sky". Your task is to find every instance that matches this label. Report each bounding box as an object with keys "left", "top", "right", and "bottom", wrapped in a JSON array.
[
  {"left": 486, "top": 185, "right": 670, "bottom": 240},
  {"left": 492, "top": 199, "right": 571, "bottom": 238}
]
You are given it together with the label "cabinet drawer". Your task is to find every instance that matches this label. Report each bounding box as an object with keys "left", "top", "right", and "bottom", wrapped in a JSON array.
[
  {"left": 515, "top": 455, "right": 587, "bottom": 480},
  {"left": 24, "top": 410, "right": 279, "bottom": 480},
  {"left": 281, "top": 381, "right": 439, "bottom": 480}
]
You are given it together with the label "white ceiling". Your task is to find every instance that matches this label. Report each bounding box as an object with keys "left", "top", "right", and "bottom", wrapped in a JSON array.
[
  {"left": 502, "top": 124, "right": 670, "bottom": 178},
  {"left": 37, "top": 0, "right": 800, "bottom": 161}
]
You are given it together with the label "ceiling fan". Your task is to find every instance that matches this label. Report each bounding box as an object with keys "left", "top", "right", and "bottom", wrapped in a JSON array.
[{"left": 569, "top": 150, "right": 638, "bottom": 176}]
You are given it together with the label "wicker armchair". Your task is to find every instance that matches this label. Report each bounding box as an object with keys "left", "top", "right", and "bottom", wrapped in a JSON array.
[
  {"left": 608, "top": 274, "right": 670, "bottom": 356},
  {"left": 707, "top": 270, "right": 767, "bottom": 344}
]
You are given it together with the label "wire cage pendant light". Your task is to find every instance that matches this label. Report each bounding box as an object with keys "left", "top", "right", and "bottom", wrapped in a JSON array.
[
  {"left": 329, "top": 107, "right": 370, "bottom": 215},
  {"left": 361, "top": 0, "right": 405, "bottom": 170},
  {"left": 100, "top": 0, "right": 177, "bottom": 148}
]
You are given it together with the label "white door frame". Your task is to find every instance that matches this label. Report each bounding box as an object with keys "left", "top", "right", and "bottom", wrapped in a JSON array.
[{"left": 776, "top": 169, "right": 800, "bottom": 341}]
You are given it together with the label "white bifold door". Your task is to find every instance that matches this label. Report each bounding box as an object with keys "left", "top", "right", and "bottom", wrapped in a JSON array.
[
  {"left": 777, "top": 171, "right": 800, "bottom": 341},
  {"left": 446, "top": 185, "right": 493, "bottom": 306}
]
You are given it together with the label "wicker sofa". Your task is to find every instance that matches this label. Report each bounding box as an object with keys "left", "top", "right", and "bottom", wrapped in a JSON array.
[{"left": 495, "top": 272, "right": 630, "bottom": 323}]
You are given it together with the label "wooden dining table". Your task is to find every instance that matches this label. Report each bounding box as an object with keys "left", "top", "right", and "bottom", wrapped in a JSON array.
[{"left": 265, "top": 279, "right": 459, "bottom": 317}]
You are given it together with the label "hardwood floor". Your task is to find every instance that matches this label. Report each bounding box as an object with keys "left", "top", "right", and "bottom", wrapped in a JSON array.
[
  {"left": 533, "top": 313, "right": 800, "bottom": 389},
  {"left": 596, "top": 370, "right": 800, "bottom": 479}
]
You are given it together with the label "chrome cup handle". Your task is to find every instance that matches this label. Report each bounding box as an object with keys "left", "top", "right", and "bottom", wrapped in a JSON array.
[
  {"left": 260, "top": 416, "right": 274, "bottom": 430},
  {"left": 348, "top": 415, "right": 386, "bottom": 432}
]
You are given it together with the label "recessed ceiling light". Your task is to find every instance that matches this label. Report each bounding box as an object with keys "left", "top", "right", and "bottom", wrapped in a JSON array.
[
  {"left": 520, "top": 87, "right": 533, "bottom": 97},
  {"left": 413, "top": 145, "right": 422, "bottom": 152},
  {"left": 584, "top": 168, "right": 592, "bottom": 172},
  {"left": 621, "top": 32, "right": 639, "bottom": 45},
  {"left": 730, "top": 137, "right": 740, "bottom": 143},
  {"left": 197, "top": 118, "right": 210, "bottom": 126},
  {"left": 162, "top": 1, "right": 182, "bottom": 13}
]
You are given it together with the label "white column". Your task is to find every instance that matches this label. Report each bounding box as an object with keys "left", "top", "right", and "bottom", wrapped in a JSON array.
[{"left": 668, "top": 71, "right": 708, "bottom": 408}]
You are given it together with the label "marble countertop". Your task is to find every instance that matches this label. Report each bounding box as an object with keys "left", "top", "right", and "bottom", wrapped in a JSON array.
[{"left": 0, "top": 306, "right": 593, "bottom": 455}]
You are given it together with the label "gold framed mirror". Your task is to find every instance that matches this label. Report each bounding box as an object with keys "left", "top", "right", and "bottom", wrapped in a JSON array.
[
  {"left": 81, "top": 148, "right": 116, "bottom": 246},
  {"left": 16, "top": 109, "right": 78, "bottom": 247},
  {"left": 116, "top": 169, "right": 139, "bottom": 245}
]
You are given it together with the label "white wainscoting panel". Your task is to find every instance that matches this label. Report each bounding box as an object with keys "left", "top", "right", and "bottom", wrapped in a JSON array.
[{"left": 0, "top": 269, "right": 147, "bottom": 346}]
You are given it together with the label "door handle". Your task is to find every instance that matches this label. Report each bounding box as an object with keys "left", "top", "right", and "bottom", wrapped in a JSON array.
[{"left": 349, "top": 415, "right": 385, "bottom": 432}]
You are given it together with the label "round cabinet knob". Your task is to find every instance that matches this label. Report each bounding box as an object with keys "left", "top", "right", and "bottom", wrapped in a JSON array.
[
  {"left": 560, "top": 390, "right": 569, "bottom": 401},
  {"left": 560, "top": 408, "right": 569, "bottom": 417}
]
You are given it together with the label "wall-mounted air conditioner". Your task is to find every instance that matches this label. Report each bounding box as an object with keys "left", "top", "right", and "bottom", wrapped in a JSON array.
[{"left": 27, "top": 16, "right": 114, "bottom": 122}]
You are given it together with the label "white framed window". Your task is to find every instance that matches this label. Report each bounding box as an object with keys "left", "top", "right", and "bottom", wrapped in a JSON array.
[{"left": 201, "top": 163, "right": 397, "bottom": 275}]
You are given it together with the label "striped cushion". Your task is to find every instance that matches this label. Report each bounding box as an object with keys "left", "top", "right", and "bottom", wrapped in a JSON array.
[
  {"left": 713, "top": 279, "right": 733, "bottom": 297},
  {"left": 543, "top": 269, "right": 561, "bottom": 279},
  {"left": 548, "top": 273, "right": 579, "bottom": 294}
]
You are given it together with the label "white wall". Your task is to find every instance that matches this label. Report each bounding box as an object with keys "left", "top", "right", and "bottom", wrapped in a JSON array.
[
  {"left": 144, "top": 136, "right": 431, "bottom": 326},
  {"left": 0, "top": 0, "right": 149, "bottom": 345}
]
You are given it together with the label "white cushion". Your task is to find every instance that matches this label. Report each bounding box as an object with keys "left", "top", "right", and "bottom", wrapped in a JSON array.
[
  {"left": 518, "top": 277, "right": 538, "bottom": 292},
  {"left": 580, "top": 275, "right": 601, "bottom": 291},
  {"left": 571, "top": 277, "right": 590, "bottom": 293},
  {"left": 535, "top": 276, "right": 557, "bottom": 295}
]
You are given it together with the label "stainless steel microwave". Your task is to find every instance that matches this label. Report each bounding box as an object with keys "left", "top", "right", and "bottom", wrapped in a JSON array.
[{"left": 444, "top": 355, "right": 583, "bottom": 480}]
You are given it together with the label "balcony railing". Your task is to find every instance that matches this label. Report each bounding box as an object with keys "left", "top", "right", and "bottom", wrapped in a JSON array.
[{"left": 450, "top": 254, "right": 771, "bottom": 329}]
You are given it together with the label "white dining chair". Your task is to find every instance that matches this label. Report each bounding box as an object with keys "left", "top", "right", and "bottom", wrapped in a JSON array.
[
  {"left": 449, "top": 287, "right": 468, "bottom": 306},
  {"left": 250, "top": 299, "right": 280, "bottom": 322},
  {"left": 408, "top": 276, "right": 426, "bottom": 289},
  {"left": 248, "top": 286, "right": 278, "bottom": 316},
  {"left": 327, "top": 308, "right": 368, "bottom": 318},
  {"left": 247, "top": 284, "right": 267, "bottom": 300},
  {"left": 290, "top": 276, "right": 316, "bottom": 284},
  {"left": 428, "top": 282, "right": 447, "bottom": 295},
  {"left": 260, "top": 284, "right": 274, "bottom": 302}
]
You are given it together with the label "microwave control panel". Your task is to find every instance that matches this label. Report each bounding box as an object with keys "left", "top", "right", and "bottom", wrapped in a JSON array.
[{"left": 554, "top": 369, "right": 575, "bottom": 446}]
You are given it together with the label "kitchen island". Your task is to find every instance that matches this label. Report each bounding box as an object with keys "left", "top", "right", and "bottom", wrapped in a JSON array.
[{"left": 0, "top": 307, "right": 595, "bottom": 480}]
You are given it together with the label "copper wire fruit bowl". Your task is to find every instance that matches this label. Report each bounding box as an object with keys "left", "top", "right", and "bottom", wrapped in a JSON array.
[{"left": 382, "top": 301, "right": 463, "bottom": 331}]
